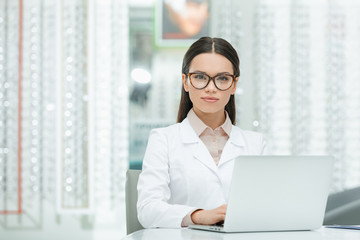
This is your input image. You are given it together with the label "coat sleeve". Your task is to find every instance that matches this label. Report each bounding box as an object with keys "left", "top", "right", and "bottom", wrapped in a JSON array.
[{"left": 137, "top": 128, "right": 195, "bottom": 228}]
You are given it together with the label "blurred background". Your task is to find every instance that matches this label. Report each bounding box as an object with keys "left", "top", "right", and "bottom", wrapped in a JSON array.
[{"left": 1, "top": 0, "right": 360, "bottom": 239}]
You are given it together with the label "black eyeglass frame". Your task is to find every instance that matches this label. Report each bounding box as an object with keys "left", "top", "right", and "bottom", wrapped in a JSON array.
[{"left": 187, "top": 72, "right": 238, "bottom": 91}]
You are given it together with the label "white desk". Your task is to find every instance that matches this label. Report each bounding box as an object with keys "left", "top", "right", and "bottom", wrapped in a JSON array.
[{"left": 122, "top": 227, "right": 360, "bottom": 240}]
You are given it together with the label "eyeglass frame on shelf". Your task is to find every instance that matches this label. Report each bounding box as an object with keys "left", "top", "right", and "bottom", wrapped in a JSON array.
[{"left": 187, "top": 72, "right": 238, "bottom": 91}]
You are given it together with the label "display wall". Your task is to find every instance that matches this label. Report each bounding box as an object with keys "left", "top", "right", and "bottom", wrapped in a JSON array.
[
  {"left": 249, "top": 0, "right": 360, "bottom": 192},
  {"left": 0, "top": 0, "right": 128, "bottom": 238}
]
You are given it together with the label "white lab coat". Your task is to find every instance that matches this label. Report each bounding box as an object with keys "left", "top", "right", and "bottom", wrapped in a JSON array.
[{"left": 137, "top": 117, "right": 267, "bottom": 228}]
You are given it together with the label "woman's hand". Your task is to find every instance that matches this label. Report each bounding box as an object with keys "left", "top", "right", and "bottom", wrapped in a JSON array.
[{"left": 191, "top": 204, "right": 227, "bottom": 225}]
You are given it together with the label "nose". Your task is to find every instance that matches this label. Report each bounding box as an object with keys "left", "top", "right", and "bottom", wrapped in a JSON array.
[{"left": 204, "top": 78, "right": 217, "bottom": 92}]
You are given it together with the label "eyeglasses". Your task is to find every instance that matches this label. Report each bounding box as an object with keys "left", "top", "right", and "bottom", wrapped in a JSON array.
[{"left": 187, "top": 72, "right": 237, "bottom": 91}]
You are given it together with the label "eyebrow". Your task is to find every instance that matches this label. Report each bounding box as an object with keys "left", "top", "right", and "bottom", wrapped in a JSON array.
[{"left": 191, "top": 70, "right": 233, "bottom": 75}]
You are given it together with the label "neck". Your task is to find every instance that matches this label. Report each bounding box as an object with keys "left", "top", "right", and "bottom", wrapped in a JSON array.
[{"left": 193, "top": 108, "right": 226, "bottom": 130}]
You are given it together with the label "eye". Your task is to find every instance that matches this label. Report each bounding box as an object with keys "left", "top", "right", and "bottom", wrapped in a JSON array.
[
  {"left": 193, "top": 74, "right": 207, "bottom": 80},
  {"left": 216, "top": 75, "right": 231, "bottom": 81}
]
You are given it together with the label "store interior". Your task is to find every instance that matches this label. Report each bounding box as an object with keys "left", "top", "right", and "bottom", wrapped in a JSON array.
[{"left": 1, "top": 0, "right": 360, "bottom": 239}]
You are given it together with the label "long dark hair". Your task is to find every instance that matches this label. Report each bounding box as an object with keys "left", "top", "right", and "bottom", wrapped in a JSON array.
[{"left": 176, "top": 37, "right": 240, "bottom": 124}]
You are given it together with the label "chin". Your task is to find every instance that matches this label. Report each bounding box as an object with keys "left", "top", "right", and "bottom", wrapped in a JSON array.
[{"left": 197, "top": 106, "right": 223, "bottom": 114}]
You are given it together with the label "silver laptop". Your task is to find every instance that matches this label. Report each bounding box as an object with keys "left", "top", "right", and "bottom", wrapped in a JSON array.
[{"left": 189, "top": 156, "right": 334, "bottom": 233}]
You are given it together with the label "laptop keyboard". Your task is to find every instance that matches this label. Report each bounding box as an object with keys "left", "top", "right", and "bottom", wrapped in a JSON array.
[{"left": 214, "top": 222, "right": 224, "bottom": 227}]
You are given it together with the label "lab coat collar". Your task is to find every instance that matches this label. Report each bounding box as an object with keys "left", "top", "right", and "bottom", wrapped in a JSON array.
[
  {"left": 227, "top": 126, "right": 246, "bottom": 147},
  {"left": 180, "top": 119, "right": 217, "bottom": 172},
  {"left": 218, "top": 127, "right": 246, "bottom": 166},
  {"left": 179, "top": 118, "right": 200, "bottom": 144},
  {"left": 180, "top": 118, "right": 247, "bottom": 171}
]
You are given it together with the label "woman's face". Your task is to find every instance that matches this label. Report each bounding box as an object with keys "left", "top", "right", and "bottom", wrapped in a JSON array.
[{"left": 182, "top": 52, "right": 238, "bottom": 116}]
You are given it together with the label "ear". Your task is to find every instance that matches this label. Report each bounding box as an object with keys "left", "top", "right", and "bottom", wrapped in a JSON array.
[
  {"left": 182, "top": 73, "right": 189, "bottom": 92},
  {"left": 230, "top": 77, "right": 238, "bottom": 95}
]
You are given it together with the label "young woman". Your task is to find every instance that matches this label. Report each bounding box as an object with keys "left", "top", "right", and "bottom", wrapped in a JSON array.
[{"left": 137, "top": 37, "right": 267, "bottom": 228}]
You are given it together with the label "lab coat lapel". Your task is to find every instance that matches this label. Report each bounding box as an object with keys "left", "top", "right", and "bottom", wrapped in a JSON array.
[
  {"left": 218, "top": 127, "right": 246, "bottom": 166},
  {"left": 179, "top": 119, "right": 218, "bottom": 173},
  {"left": 193, "top": 141, "right": 218, "bottom": 173}
]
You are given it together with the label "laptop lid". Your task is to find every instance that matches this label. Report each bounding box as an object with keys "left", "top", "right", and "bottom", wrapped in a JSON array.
[{"left": 223, "top": 155, "right": 334, "bottom": 232}]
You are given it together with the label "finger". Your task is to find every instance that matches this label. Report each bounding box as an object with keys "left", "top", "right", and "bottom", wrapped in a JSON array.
[
  {"left": 219, "top": 205, "right": 227, "bottom": 213},
  {"left": 216, "top": 214, "right": 226, "bottom": 222}
]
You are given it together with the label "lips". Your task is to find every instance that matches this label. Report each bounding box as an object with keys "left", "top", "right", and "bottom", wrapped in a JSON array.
[{"left": 201, "top": 96, "right": 219, "bottom": 103}]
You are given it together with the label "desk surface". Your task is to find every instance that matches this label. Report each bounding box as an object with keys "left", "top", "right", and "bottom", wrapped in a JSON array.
[{"left": 122, "top": 227, "right": 360, "bottom": 240}]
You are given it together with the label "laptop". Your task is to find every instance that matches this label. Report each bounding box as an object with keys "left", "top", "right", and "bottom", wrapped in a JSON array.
[{"left": 189, "top": 155, "right": 334, "bottom": 233}]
